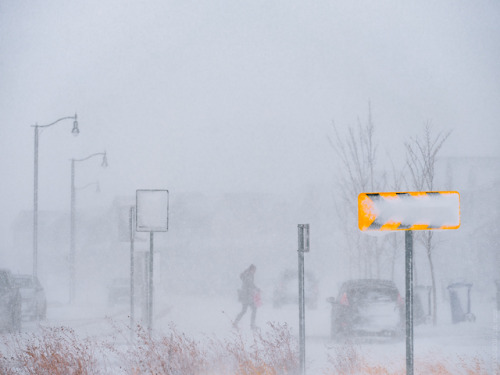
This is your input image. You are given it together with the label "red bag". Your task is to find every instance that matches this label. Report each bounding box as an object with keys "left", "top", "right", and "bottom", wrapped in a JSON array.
[{"left": 253, "top": 290, "right": 262, "bottom": 307}]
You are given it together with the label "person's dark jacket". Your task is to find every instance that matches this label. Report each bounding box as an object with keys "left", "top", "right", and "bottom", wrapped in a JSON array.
[{"left": 239, "top": 268, "right": 257, "bottom": 305}]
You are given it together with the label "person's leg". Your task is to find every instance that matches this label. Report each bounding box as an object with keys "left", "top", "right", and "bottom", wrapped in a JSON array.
[
  {"left": 234, "top": 303, "right": 248, "bottom": 326},
  {"left": 250, "top": 304, "right": 257, "bottom": 329}
]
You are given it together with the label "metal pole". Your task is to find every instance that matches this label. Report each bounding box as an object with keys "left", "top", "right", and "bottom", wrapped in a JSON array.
[
  {"left": 69, "top": 151, "right": 106, "bottom": 303},
  {"left": 405, "top": 230, "right": 414, "bottom": 375},
  {"left": 129, "top": 206, "right": 135, "bottom": 341},
  {"left": 70, "top": 159, "right": 76, "bottom": 303},
  {"left": 148, "top": 231, "right": 154, "bottom": 333},
  {"left": 298, "top": 224, "right": 306, "bottom": 375},
  {"left": 33, "top": 126, "right": 39, "bottom": 280}
]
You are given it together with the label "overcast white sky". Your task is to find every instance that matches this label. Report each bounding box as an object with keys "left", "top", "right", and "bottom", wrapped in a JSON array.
[{"left": 0, "top": 1, "right": 499, "bottom": 248}]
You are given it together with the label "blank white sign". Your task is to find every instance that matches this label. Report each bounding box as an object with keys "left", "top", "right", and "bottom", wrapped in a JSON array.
[{"left": 136, "top": 189, "right": 169, "bottom": 232}]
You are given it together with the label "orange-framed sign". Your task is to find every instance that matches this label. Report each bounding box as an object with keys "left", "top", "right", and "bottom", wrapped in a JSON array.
[{"left": 358, "top": 191, "right": 460, "bottom": 231}]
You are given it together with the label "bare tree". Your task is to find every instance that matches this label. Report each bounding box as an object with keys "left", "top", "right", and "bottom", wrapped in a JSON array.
[
  {"left": 328, "top": 104, "right": 385, "bottom": 278},
  {"left": 405, "top": 123, "right": 451, "bottom": 325}
]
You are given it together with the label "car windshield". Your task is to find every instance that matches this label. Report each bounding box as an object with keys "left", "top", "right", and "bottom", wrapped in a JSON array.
[
  {"left": 13, "top": 277, "right": 33, "bottom": 288},
  {"left": 345, "top": 286, "right": 397, "bottom": 305}
]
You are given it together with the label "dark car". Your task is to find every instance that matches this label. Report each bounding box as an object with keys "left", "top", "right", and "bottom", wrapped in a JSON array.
[
  {"left": 327, "top": 279, "right": 404, "bottom": 339},
  {"left": 12, "top": 274, "right": 47, "bottom": 321},
  {"left": 0, "top": 269, "right": 22, "bottom": 332},
  {"left": 107, "top": 278, "right": 130, "bottom": 307},
  {"left": 273, "top": 269, "right": 319, "bottom": 309}
]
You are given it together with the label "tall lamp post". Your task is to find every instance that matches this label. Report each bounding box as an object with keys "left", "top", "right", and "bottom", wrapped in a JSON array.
[
  {"left": 70, "top": 151, "right": 107, "bottom": 302},
  {"left": 32, "top": 114, "right": 79, "bottom": 280}
]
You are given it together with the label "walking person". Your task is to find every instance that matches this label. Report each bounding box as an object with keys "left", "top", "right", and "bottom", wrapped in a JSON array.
[{"left": 234, "top": 264, "right": 260, "bottom": 329}]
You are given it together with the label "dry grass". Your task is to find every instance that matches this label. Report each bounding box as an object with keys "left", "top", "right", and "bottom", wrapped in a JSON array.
[
  {"left": 324, "top": 343, "right": 497, "bottom": 375},
  {"left": 1, "top": 324, "right": 497, "bottom": 375},
  {"left": 116, "top": 321, "right": 298, "bottom": 375},
  {"left": 0, "top": 326, "right": 104, "bottom": 375},
  {"left": 213, "top": 322, "right": 299, "bottom": 375},
  {"left": 325, "top": 340, "right": 362, "bottom": 375},
  {"left": 119, "top": 323, "right": 209, "bottom": 374}
]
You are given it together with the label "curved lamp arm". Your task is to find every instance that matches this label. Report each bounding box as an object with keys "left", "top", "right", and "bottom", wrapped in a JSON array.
[
  {"left": 32, "top": 113, "right": 79, "bottom": 135},
  {"left": 73, "top": 151, "right": 107, "bottom": 167}
]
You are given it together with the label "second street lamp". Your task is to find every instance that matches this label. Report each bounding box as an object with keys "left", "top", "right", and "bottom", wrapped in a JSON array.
[{"left": 70, "top": 151, "right": 107, "bottom": 302}]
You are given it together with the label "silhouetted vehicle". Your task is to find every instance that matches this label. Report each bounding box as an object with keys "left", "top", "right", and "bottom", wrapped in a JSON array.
[
  {"left": 273, "top": 269, "right": 319, "bottom": 309},
  {"left": 12, "top": 274, "right": 47, "bottom": 321},
  {"left": 327, "top": 279, "right": 404, "bottom": 339},
  {"left": 107, "top": 278, "right": 129, "bottom": 306},
  {"left": 0, "top": 269, "right": 22, "bottom": 332}
]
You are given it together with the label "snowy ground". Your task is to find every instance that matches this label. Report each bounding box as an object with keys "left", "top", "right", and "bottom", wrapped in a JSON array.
[{"left": 8, "top": 291, "right": 498, "bottom": 374}]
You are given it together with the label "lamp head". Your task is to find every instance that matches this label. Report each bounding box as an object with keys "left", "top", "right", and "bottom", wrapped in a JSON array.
[
  {"left": 101, "top": 152, "right": 108, "bottom": 168},
  {"left": 71, "top": 114, "right": 79, "bottom": 136}
]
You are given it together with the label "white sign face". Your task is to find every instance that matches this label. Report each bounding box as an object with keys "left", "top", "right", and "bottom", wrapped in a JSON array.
[
  {"left": 358, "top": 191, "right": 460, "bottom": 231},
  {"left": 136, "top": 189, "right": 169, "bottom": 232}
]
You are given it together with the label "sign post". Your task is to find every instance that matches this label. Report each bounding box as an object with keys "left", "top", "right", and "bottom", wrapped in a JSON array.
[
  {"left": 358, "top": 191, "right": 460, "bottom": 375},
  {"left": 297, "top": 224, "right": 309, "bottom": 375},
  {"left": 405, "top": 230, "right": 413, "bottom": 375},
  {"left": 136, "top": 189, "right": 169, "bottom": 333},
  {"left": 129, "top": 206, "right": 136, "bottom": 342}
]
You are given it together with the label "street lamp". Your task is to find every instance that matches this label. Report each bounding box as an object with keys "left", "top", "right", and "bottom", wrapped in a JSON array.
[
  {"left": 70, "top": 151, "right": 107, "bottom": 302},
  {"left": 32, "top": 114, "right": 79, "bottom": 280}
]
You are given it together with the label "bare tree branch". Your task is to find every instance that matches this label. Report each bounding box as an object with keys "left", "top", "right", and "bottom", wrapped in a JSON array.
[
  {"left": 404, "top": 123, "right": 451, "bottom": 325},
  {"left": 327, "top": 104, "right": 388, "bottom": 278}
]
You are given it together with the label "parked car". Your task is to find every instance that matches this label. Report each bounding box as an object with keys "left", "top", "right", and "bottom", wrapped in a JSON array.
[
  {"left": 273, "top": 269, "right": 319, "bottom": 309},
  {"left": 0, "top": 269, "right": 22, "bottom": 332},
  {"left": 12, "top": 274, "right": 46, "bottom": 321},
  {"left": 107, "top": 278, "right": 130, "bottom": 307},
  {"left": 327, "top": 279, "right": 404, "bottom": 339}
]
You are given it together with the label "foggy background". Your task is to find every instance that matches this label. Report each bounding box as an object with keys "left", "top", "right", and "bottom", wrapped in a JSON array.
[{"left": 0, "top": 1, "right": 499, "bottom": 310}]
